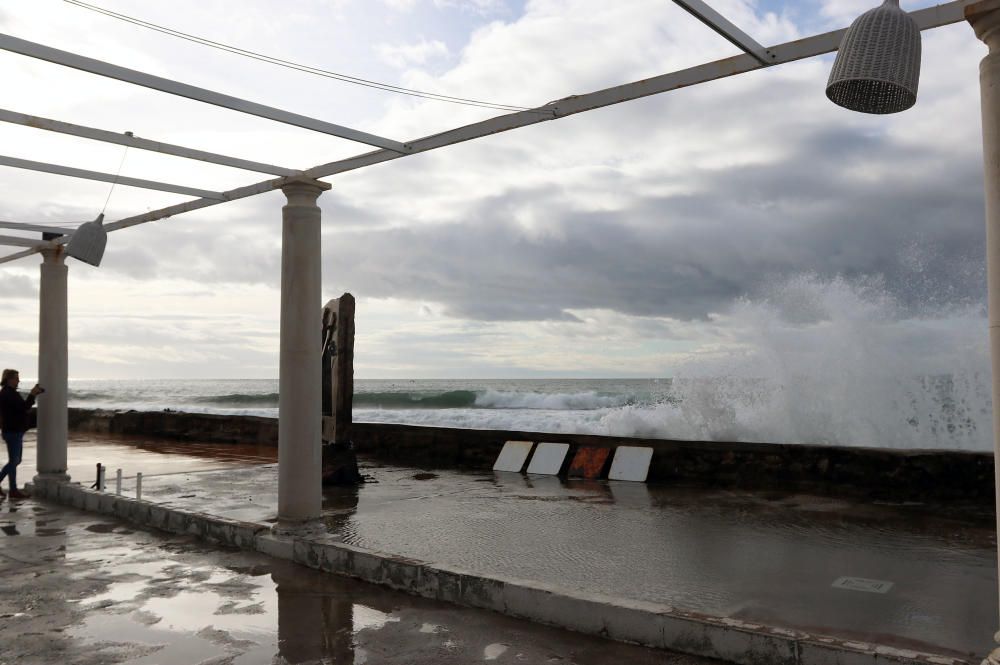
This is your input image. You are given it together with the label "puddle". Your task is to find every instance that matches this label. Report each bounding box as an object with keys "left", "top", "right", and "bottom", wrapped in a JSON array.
[
  {"left": 66, "top": 545, "right": 139, "bottom": 564},
  {"left": 83, "top": 580, "right": 149, "bottom": 607},
  {"left": 141, "top": 583, "right": 278, "bottom": 637},
  {"left": 484, "top": 642, "right": 509, "bottom": 660},
  {"left": 353, "top": 604, "right": 401, "bottom": 631},
  {"left": 70, "top": 612, "right": 269, "bottom": 664},
  {"left": 85, "top": 523, "right": 120, "bottom": 534}
]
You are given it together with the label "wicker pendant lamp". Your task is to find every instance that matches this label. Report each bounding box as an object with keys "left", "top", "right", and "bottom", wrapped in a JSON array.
[
  {"left": 66, "top": 213, "right": 107, "bottom": 267},
  {"left": 826, "top": 0, "right": 921, "bottom": 114}
]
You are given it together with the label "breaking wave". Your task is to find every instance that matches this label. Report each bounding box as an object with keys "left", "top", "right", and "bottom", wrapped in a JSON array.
[
  {"left": 192, "top": 393, "right": 280, "bottom": 406},
  {"left": 475, "top": 390, "right": 633, "bottom": 410},
  {"left": 64, "top": 272, "right": 992, "bottom": 451},
  {"left": 355, "top": 390, "right": 478, "bottom": 409}
]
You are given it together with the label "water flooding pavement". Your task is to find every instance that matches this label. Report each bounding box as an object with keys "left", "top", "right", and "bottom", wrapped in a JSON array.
[
  {"left": 19, "top": 432, "right": 277, "bottom": 484},
  {"left": 13, "top": 434, "right": 998, "bottom": 660},
  {"left": 131, "top": 461, "right": 998, "bottom": 660},
  {"left": 0, "top": 497, "right": 716, "bottom": 664}
]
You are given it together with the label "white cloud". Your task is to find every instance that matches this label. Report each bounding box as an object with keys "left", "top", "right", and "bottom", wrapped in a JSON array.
[
  {"left": 432, "top": 0, "right": 511, "bottom": 16},
  {"left": 377, "top": 38, "right": 450, "bottom": 69},
  {"left": 382, "top": 0, "right": 421, "bottom": 10}
]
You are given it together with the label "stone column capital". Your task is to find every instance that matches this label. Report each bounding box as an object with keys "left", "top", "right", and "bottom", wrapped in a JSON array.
[
  {"left": 969, "top": 0, "right": 1000, "bottom": 50},
  {"left": 280, "top": 177, "right": 332, "bottom": 207},
  {"left": 39, "top": 244, "right": 66, "bottom": 264}
]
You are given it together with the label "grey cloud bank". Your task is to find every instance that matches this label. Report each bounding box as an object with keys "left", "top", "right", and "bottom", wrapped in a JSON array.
[{"left": 0, "top": 0, "right": 990, "bottom": 378}]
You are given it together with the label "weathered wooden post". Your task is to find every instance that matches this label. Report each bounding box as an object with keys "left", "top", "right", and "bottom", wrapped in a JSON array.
[{"left": 321, "top": 293, "right": 361, "bottom": 484}]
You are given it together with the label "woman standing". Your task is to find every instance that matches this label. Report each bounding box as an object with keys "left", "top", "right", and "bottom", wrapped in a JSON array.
[{"left": 0, "top": 369, "right": 43, "bottom": 500}]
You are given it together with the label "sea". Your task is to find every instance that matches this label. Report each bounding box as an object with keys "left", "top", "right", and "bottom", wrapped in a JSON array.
[
  {"left": 65, "top": 374, "right": 992, "bottom": 452},
  {"left": 64, "top": 275, "right": 995, "bottom": 452}
]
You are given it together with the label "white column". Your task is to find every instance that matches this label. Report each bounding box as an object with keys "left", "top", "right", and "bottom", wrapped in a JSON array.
[
  {"left": 36, "top": 246, "right": 69, "bottom": 482},
  {"left": 276, "top": 178, "right": 330, "bottom": 529},
  {"left": 970, "top": 3, "right": 1000, "bottom": 663}
]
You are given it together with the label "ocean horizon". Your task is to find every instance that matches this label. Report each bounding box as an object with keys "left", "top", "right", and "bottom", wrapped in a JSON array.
[{"left": 63, "top": 375, "right": 992, "bottom": 452}]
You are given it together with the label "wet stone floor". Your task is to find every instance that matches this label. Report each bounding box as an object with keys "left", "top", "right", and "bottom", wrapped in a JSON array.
[
  {"left": 0, "top": 497, "right": 721, "bottom": 665},
  {"left": 132, "top": 460, "right": 997, "bottom": 659},
  {"left": 10, "top": 433, "right": 999, "bottom": 661}
]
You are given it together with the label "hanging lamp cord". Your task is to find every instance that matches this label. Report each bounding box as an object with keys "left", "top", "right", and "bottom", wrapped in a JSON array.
[{"left": 100, "top": 135, "right": 131, "bottom": 216}]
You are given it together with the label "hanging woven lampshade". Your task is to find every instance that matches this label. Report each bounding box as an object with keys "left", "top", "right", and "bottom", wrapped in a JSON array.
[
  {"left": 826, "top": 0, "right": 921, "bottom": 114},
  {"left": 66, "top": 213, "right": 107, "bottom": 267}
]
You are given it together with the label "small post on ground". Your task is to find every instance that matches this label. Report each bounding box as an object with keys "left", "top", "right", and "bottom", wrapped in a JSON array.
[
  {"left": 36, "top": 245, "right": 70, "bottom": 483},
  {"left": 277, "top": 177, "right": 331, "bottom": 531},
  {"left": 115, "top": 468, "right": 122, "bottom": 495},
  {"left": 135, "top": 472, "right": 142, "bottom": 501},
  {"left": 968, "top": 2, "right": 1000, "bottom": 662}
]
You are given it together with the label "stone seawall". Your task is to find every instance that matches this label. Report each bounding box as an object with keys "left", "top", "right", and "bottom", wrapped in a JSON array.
[{"left": 67, "top": 408, "right": 994, "bottom": 503}]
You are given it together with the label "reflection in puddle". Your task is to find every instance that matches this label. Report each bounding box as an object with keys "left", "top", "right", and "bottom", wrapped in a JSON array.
[
  {"left": 484, "top": 642, "right": 509, "bottom": 660},
  {"left": 70, "top": 561, "right": 427, "bottom": 664},
  {"left": 83, "top": 580, "right": 148, "bottom": 606},
  {"left": 354, "top": 604, "right": 400, "bottom": 632}
]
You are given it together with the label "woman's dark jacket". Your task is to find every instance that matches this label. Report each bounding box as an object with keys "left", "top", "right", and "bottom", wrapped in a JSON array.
[{"left": 0, "top": 385, "right": 35, "bottom": 434}]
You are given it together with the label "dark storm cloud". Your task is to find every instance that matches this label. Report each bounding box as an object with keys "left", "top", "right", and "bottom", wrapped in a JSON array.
[{"left": 320, "top": 125, "right": 986, "bottom": 322}]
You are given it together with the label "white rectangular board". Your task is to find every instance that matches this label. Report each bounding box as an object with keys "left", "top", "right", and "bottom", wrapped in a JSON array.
[
  {"left": 526, "top": 442, "right": 570, "bottom": 475},
  {"left": 493, "top": 440, "right": 534, "bottom": 472},
  {"left": 608, "top": 446, "right": 653, "bottom": 482}
]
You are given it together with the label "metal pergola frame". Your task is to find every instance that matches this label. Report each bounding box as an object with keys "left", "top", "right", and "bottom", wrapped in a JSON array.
[
  {"left": 5, "top": 2, "right": 1000, "bottom": 661},
  {"left": 0, "top": 2, "right": 972, "bottom": 260}
]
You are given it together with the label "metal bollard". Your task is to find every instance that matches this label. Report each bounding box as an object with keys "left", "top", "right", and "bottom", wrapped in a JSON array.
[
  {"left": 115, "top": 469, "right": 122, "bottom": 495},
  {"left": 97, "top": 465, "right": 106, "bottom": 492},
  {"left": 135, "top": 472, "right": 142, "bottom": 501}
]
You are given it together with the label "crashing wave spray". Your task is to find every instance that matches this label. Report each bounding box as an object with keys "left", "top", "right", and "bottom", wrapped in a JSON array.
[{"left": 596, "top": 274, "right": 991, "bottom": 450}]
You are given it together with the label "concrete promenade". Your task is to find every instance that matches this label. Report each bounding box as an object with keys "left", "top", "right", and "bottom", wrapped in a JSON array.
[
  {"left": 1, "top": 497, "right": 713, "bottom": 664},
  {"left": 16, "top": 434, "right": 999, "bottom": 664}
]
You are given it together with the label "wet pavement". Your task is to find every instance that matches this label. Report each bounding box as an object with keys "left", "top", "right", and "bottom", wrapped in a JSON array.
[
  {"left": 0, "top": 497, "right": 719, "bottom": 665},
  {"left": 129, "top": 462, "right": 998, "bottom": 660},
  {"left": 10, "top": 434, "right": 999, "bottom": 661},
  {"left": 19, "top": 432, "right": 277, "bottom": 484}
]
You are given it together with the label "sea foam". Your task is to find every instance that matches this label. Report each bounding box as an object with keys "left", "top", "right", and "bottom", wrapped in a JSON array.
[{"left": 593, "top": 275, "right": 991, "bottom": 450}]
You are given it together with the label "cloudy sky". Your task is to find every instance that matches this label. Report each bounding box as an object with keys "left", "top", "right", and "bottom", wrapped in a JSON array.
[{"left": 0, "top": 0, "right": 990, "bottom": 379}]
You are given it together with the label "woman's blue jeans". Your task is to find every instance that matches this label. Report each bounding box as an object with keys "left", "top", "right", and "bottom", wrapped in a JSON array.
[{"left": 0, "top": 431, "right": 24, "bottom": 490}]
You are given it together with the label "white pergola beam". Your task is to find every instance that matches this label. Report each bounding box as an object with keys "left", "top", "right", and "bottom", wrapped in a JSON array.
[
  {"left": 0, "top": 0, "right": 978, "bottom": 266},
  {"left": 0, "top": 33, "right": 411, "bottom": 155},
  {"left": 0, "top": 109, "right": 299, "bottom": 176},
  {"left": 0, "top": 154, "right": 227, "bottom": 200},
  {"left": 0, "top": 221, "right": 76, "bottom": 235},
  {"left": 308, "top": 0, "right": 978, "bottom": 179},
  {"left": 0, "top": 235, "right": 48, "bottom": 248},
  {"left": 672, "top": 0, "right": 772, "bottom": 64},
  {"left": 0, "top": 247, "right": 46, "bottom": 264}
]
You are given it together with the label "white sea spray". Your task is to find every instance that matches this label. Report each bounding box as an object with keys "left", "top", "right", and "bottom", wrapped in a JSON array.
[
  {"left": 594, "top": 275, "right": 991, "bottom": 450},
  {"left": 65, "top": 274, "right": 991, "bottom": 450}
]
